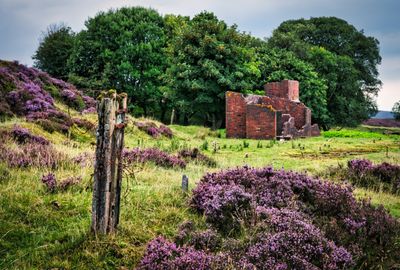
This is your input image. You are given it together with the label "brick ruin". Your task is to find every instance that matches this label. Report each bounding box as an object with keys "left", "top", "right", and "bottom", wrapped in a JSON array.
[{"left": 226, "top": 80, "right": 320, "bottom": 140}]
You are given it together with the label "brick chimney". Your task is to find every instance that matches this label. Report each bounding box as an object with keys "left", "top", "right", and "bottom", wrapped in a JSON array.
[{"left": 264, "top": 80, "right": 299, "bottom": 102}]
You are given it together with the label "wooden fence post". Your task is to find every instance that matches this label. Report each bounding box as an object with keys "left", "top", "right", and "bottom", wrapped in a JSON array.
[{"left": 91, "top": 91, "right": 127, "bottom": 234}]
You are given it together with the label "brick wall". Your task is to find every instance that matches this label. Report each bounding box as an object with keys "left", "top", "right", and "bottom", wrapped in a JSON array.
[
  {"left": 226, "top": 80, "right": 319, "bottom": 140},
  {"left": 226, "top": 91, "right": 246, "bottom": 138},
  {"left": 246, "top": 104, "right": 276, "bottom": 139},
  {"left": 259, "top": 96, "right": 307, "bottom": 130},
  {"left": 264, "top": 80, "right": 299, "bottom": 101}
]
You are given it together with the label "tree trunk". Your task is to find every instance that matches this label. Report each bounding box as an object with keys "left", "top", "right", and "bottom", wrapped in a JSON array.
[{"left": 91, "top": 92, "right": 127, "bottom": 234}]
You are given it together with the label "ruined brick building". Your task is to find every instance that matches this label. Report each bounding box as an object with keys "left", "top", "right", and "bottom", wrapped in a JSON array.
[{"left": 226, "top": 80, "right": 320, "bottom": 139}]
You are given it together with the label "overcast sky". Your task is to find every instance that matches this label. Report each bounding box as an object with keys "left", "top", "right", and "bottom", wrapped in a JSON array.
[{"left": 1, "top": 0, "right": 399, "bottom": 110}]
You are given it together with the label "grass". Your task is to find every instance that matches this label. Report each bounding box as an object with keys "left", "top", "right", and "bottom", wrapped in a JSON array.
[{"left": 0, "top": 116, "right": 400, "bottom": 269}]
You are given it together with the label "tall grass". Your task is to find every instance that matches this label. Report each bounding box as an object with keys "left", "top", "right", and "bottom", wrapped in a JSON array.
[{"left": 0, "top": 120, "right": 399, "bottom": 269}]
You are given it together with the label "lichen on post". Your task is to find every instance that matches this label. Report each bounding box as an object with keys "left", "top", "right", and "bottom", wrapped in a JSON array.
[{"left": 91, "top": 90, "right": 128, "bottom": 234}]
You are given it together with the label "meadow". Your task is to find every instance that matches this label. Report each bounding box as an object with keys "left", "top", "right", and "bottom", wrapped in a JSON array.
[{"left": 0, "top": 108, "right": 399, "bottom": 269}]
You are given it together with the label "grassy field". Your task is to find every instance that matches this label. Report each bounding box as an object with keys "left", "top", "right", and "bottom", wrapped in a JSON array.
[{"left": 0, "top": 114, "right": 400, "bottom": 269}]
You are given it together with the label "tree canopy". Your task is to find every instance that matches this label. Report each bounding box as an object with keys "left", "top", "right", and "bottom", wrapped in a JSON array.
[
  {"left": 164, "top": 12, "right": 260, "bottom": 128},
  {"left": 268, "top": 17, "right": 380, "bottom": 127},
  {"left": 33, "top": 23, "right": 75, "bottom": 80},
  {"left": 68, "top": 7, "right": 167, "bottom": 116},
  {"left": 32, "top": 10, "right": 382, "bottom": 129}
]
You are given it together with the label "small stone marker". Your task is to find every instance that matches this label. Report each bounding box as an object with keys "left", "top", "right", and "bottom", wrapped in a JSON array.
[{"left": 182, "top": 175, "right": 188, "bottom": 192}]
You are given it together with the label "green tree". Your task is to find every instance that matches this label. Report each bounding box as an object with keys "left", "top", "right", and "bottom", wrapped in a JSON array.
[
  {"left": 268, "top": 17, "right": 381, "bottom": 126},
  {"left": 165, "top": 12, "right": 260, "bottom": 129},
  {"left": 255, "top": 45, "right": 330, "bottom": 128},
  {"left": 68, "top": 7, "right": 166, "bottom": 116},
  {"left": 33, "top": 23, "right": 75, "bottom": 80},
  {"left": 392, "top": 101, "right": 400, "bottom": 120}
]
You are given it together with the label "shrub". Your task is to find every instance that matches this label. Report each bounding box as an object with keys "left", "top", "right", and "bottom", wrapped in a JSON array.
[
  {"left": 138, "top": 236, "right": 215, "bottom": 270},
  {"left": 188, "top": 166, "right": 399, "bottom": 269},
  {"left": 0, "top": 140, "right": 67, "bottom": 169},
  {"left": 40, "top": 173, "right": 81, "bottom": 192},
  {"left": 11, "top": 125, "right": 49, "bottom": 145},
  {"left": 347, "top": 159, "right": 400, "bottom": 194},
  {"left": 177, "top": 148, "right": 217, "bottom": 167},
  {"left": 122, "top": 147, "right": 186, "bottom": 169},
  {"left": 41, "top": 173, "right": 57, "bottom": 192},
  {"left": 135, "top": 121, "right": 173, "bottom": 138}
]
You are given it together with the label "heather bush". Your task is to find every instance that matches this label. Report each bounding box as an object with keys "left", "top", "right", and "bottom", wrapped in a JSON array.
[
  {"left": 40, "top": 173, "right": 81, "bottom": 192},
  {"left": 150, "top": 166, "right": 400, "bottom": 269},
  {"left": 0, "top": 60, "right": 96, "bottom": 130},
  {"left": 177, "top": 148, "right": 217, "bottom": 167},
  {"left": 347, "top": 159, "right": 400, "bottom": 194},
  {"left": 41, "top": 172, "right": 57, "bottom": 192},
  {"left": 11, "top": 125, "right": 49, "bottom": 145},
  {"left": 135, "top": 121, "right": 173, "bottom": 138},
  {"left": 122, "top": 147, "right": 186, "bottom": 169},
  {"left": 137, "top": 236, "right": 215, "bottom": 270},
  {"left": 0, "top": 139, "right": 67, "bottom": 169}
]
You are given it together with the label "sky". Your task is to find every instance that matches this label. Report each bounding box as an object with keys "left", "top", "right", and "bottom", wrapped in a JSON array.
[{"left": 0, "top": 0, "right": 399, "bottom": 110}]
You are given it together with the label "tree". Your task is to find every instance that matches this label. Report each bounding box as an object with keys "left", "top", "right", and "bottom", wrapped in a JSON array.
[
  {"left": 33, "top": 23, "right": 75, "bottom": 80},
  {"left": 268, "top": 17, "right": 381, "bottom": 127},
  {"left": 68, "top": 7, "right": 167, "bottom": 117},
  {"left": 255, "top": 45, "right": 330, "bottom": 128},
  {"left": 392, "top": 101, "right": 400, "bottom": 120},
  {"left": 165, "top": 12, "right": 260, "bottom": 129}
]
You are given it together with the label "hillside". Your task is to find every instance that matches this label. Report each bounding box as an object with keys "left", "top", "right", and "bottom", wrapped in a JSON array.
[{"left": 0, "top": 62, "right": 400, "bottom": 269}]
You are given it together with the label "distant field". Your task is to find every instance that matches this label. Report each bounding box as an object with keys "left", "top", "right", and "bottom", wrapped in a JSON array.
[{"left": 0, "top": 114, "right": 399, "bottom": 269}]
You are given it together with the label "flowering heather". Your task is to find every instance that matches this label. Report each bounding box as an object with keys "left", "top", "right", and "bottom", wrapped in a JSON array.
[
  {"left": 0, "top": 141, "right": 67, "bottom": 169},
  {"left": 40, "top": 173, "right": 81, "bottom": 192},
  {"left": 137, "top": 236, "right": 214, "bottom": 270},
  {"left": 41, "top": 173, "right": 57, "bottom": 192},
  {"left": 0, "top": 60, "right": 96, "bottom": 123},
  {"left": 178, "top": 148, "right": 217, "bottom": 167},
  {"left": 11, "top": 125, "right": 49, "bottom": 145},
  {"left": 81, "top": 107, "right": 97, "bottom": 114},
  {"left": 122, "top": 148, "right": 186, "bottom": 169},
  {"left": 135, "top": 121, "right": 173, "bottom": 138},
  {"left": 347, "top": 159, "right": 400, "bottom": 194},
  {"left": 139, "top": 166, "right": 399, "bottom": 269}
]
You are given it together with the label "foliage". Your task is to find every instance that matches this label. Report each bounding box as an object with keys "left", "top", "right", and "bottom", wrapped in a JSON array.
[
  {"left": 256, "top": 46, "right": 330, "bottom": 127},
  {"left": 164, "top": 12, "right": 260, "bottom": 129},
  {"left": 0, "top": 140, "right": 67, "bottom": 169},
  {"left": 0, "top": 60, "right": 96, "bottom": 132},
  {"left": 347, "top": 159, "right": 400, "bottom": 194},
  {"left": 268, "top": 17, "right": 380, "bottom": 128},
  {"left": 322, "top": 128, "right": 387, "bottom": 139},
  {"left": 177, "top": 148, "right": 217, "bottom": 167},
  {"left": 11, "top": 125, "right": 49, "bottom": 145},
  {"left": 185, "top": 166, "right": 399, "bottom": 269},
  {"left": 32, "top": 23, "right": 75, "bottom": 80},
  {"left": 122, "top": 147, "right": 186, "bottom": 169},
  {"left": 392, "top": 101, "right": 400, "bottom": 120},
  {"left": 1, "top": 118, "right": 400, "bottom": 269},
  {"left": 135, "top": 121, "right": 173, "bottom": 138},
  {"left": 68, "top": 7, "right": 166, "bottom": 117}
]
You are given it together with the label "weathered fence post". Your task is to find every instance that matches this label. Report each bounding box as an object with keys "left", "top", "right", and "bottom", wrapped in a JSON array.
[{"left": 91, "top": 90, "right": 127, "bottom": 234}]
